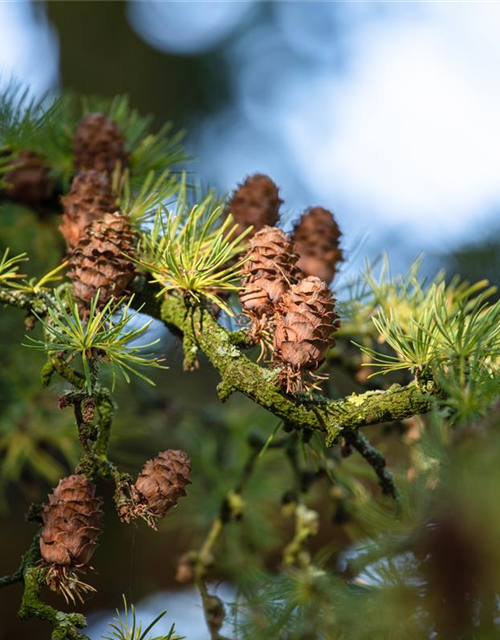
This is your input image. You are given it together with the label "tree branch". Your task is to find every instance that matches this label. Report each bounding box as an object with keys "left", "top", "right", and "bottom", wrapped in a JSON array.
[
  {"left": 19, "top": 565, "right": 90, "bottom": 640},
  {"left": 0, "top": 533, "right": 89, "bottom": 639},
  {"left": 0, "top": 288, "right": 49, "bottom": 315},
  {"left": 344, "top": 430, "right": 401, "bottom": 504},
  {"left": 159, "top": 294, "right": 435, "bottom": 445},
  {"left": 0, "top": 568, "right": 23, "bottom": 588}
]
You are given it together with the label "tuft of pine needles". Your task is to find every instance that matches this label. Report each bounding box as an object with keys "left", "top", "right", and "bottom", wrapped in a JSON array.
[
  {"left": 5, "top": 260, "right": 67, "bottom": 294},
  {"left": 24, "top": 292, "right": 166, "bottom": 393},
  {"left": 357, "top": 280, "right": 500, "bottom": 377},
  {"left": 102, "top": 595, "right": 182, "bottom": 640},
  {"left": 137, "top": 183, "right": 251, "bottom": 315},
  {"left": 0, "top": 248, "right": 28, "bottom": 285},
  {"left": 115, "top": 168, "right": 181, "bottom": 224},
  {"left": 0, "top": 82, "right": 61, "bottom": 151},
  {"left": 0, "top": 82, "right": 68, "bottom": 189},
  {"left": 0, "top": 86, "right": 189, "bottom": 190}
]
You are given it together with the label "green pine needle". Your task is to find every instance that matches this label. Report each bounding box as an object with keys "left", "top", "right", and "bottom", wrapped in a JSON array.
[
  {"left": 0, "top": 82, "right": 70, "bottom": 187},
  {"left": 6, "top": 260, "right": 68, "bottom": 294},
  {"left": 0, "top": 81, "right": 61, "bottom": 150},
  {"left": 115, "top": 168, "right": 181, "bottom": 224},
  {"left": 0, "top": 88, "right": 189, "bottom": 190}
]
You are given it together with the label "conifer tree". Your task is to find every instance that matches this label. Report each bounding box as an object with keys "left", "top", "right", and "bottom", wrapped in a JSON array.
[{"left": 1, "top": 85, "right": 500, "bottom": 640}]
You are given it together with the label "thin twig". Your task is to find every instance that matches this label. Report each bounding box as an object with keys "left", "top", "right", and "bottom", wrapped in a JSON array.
[
  {"left": 195, "top": 577, "right": 232, "bottom": 640},
  {"left": 344, "top": 429, "right": 401, "bottom": 506},
  {"left": 0, "top": 569, "right": 22, "bottom": 588}
]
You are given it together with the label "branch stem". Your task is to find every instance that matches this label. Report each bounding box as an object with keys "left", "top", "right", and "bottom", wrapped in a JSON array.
[
  {"left": 344, "top": 430, "right": 401, "bottom": 505},
  {"left": 160, "top": 294, "right": 434, "bottom": 445},
  {"left": 0, "top": 288, "right": 49, "bottom": 315}
]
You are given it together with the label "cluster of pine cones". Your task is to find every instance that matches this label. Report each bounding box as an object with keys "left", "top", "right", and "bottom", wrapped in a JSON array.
[
  {"left": 226, "top": 174, "right": 343, "bottom": 393},
  {"left": 10, "top": 112, "right": 343, "bottom": 600},
  {"left": 3, "top": 112, "right": 129, "bottom": 208},
  {"left": 3, "top": 111, "right": 136, "bottom": 316},
  {"left": 60, "top": 113, "right": 135, "bottom": 316},
  {"left": 9, "top": 107, "right": 343, "bottom": 392},
  {"left": 39, "top": 450, "right": 191, "bottom": 601}
]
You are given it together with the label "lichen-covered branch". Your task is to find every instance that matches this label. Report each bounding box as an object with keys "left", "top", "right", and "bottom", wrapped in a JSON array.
[
  {"left": 52, "top": 360, "right": 130, "bottom": 511},
  {"left": 0, "top": 357, "right": 126, "bottom": 639},
  {"left": 159, "top": 294, "right": 434, "bottom": 445},
  {"left": 0, "top": 288, "right": 49, "bottom": 315},
  {"left": 0, "top": 570, "right": 22, "bottom": 588},
  {"left": 0, "top": 533, "right": 90, "bottom": 640},
  {"left": 19, "top": 565, "right": 90, "bottom": 640}
]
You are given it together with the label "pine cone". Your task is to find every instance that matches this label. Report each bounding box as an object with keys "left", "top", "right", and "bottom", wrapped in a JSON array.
[
  {"left": 129, "top": 450, "right": 191, "bottom": 528},
  {"left": 60, "top": 170, "right": 118, "bottom": 249},
  {"left": 40, "top": 474, "right": 103, "bottom": 602},
  {"left": 274, "top": 276, "right": 340, "bottom": 393},
  {"left": 240, "top": 227, "right": 301, "bottom": 329},
  {"left": 226, "top": 174, "right": 282, "bottom": 238},
  {"left": 292, "top": 207, "right": 343, "bottom": 284},
  {"left": 4, "top": 150, "right": 53, "bottom": 206},
  {"left": 68, "top": 211, "right": 136, "bottom": 315},
  {"left": 74, "top": 112, "right": 128, "bottom": 176}
]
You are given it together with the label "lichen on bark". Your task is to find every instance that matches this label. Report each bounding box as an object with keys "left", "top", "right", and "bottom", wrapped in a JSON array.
[{"left": 159, "top": 293, "right": 434, "bottom": 445}]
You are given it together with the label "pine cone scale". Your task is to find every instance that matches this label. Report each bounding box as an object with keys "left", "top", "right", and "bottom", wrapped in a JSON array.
[
  {"left": 240, "top": 226, "right": 301, "bottom": 333},
  {"left": 67, "top": 211, "right": 136, "bottom": 315},
  {"left": 60, "top": 170, "right": 118, "bottom": 249}
]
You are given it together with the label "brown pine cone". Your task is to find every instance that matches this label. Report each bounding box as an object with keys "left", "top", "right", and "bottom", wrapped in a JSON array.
[
  {"left": 40, "top": 474, "right": 103, "bottom": 602},
  {"left": 226, "top": 174, "right": 282, "bottom": 238},
  {"left": 240, "top": 226, "right": 301, "bottom": 332},
  {"left": 274, "top": 276, "right": 340, "bottom": 393},
  {"left": 60, "top": 170, "right": 118, "bottom": 249},
  {"left": 292, "top": 207, "right": 343, "bottom": 284},
  {"left": 68, "top": 211, "right": 136, "bottom": 315},
  {"left": 3, "top": 150, "right": 53, "bottom": 206},
  {"left": 74, "top": 112, "right": 128, "bottom": 176},
  {"left": 127, "top": 450, "right": 191, "bottom": 529}
]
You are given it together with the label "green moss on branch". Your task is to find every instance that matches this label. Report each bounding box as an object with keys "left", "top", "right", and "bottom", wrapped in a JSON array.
[
  {"left": 0, "top": 533, "right": 89, "bottom": 639},
  {"left": 160, "top": 294, "right": 434, "bottom": 444},
  {"left": 19, "top": 567, "right": 89, "bottom": 640},
  {"left": 0, "top": 571, "right": 22, "bottom": 587}
]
